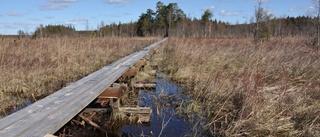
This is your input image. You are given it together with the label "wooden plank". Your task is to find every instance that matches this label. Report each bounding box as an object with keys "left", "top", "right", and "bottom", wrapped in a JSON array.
[
  {"left": 0, "top": 60, "right": 128, "bottom": 136},
  {"left": 0, "top": 80, "right": 99, "bottom": 136},
  {"left": 0, "top": 65, "right": 115, "bottom": 130},
  {"left": 44, "top": 134, "right": 57, "bottom": 137},
  {"left": 0, "top": 40, "right": 145, "bottom": 131},
  {"left": 0, "top": 57, "right": 124, "bottom": 130},
  {"left": 119, "top": 107, "right": 152, "bottom": 114},
  {"left": 82, "top": 108, "right": 112, "bottom": 113},
  {"left": 23, "top": 62, "right": 130, "bottom": 136},
  {"left": 133, "top": 83, "right": 157, "bottom": 88},
  {"left": 0, "top": 38, "right": 167, "bottom": 137}
]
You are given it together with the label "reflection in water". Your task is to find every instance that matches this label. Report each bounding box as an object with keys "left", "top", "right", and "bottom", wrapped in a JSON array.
[
  {"left": 121, "top": 74, "right": 193, "bottom": 136},
  {"left": 53, "top": 73, "right": 208, "bottom": 137}
]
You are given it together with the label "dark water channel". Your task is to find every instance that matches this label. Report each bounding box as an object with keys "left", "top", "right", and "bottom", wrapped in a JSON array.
[
  {"left": 54, "top": 73, "right": 210, "bottom": 137},
  {"left": 121, "top": 73, "right": 193, "bottom": 136},
  {"left": 1, "top": 73, "right": 210, "bottom": 137}
]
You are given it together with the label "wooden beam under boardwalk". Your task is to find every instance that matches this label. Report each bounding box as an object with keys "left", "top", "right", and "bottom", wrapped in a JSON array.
[{"left": 0, "top": 38, "right": 167, "bottom": 137}]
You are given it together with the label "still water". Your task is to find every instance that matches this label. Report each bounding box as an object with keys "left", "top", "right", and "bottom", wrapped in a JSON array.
[{"left": 121, "top": 75, "right": 193, "bottom": 136}]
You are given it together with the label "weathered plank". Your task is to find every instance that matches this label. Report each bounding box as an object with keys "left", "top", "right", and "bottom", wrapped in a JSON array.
[
  {"left": 133, "top": 83, "right": 157, "bottom": 88},
  {"left": 0, "top": 52, "right": 130, "bottom": 130},
  {"left": 0, "top": 38, "right": 167, "bottom": 137},
  {"left": 44, "top": 134, "right": 57, "bottom": 137}
]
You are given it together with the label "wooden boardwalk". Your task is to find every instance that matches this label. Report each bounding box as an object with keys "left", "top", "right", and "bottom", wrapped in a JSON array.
[{"left": 0, "top": 38, "right": 167, "bottom": 137}]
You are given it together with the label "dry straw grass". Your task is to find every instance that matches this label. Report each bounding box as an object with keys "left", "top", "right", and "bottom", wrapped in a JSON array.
[
  {"left": 0, "top": 37, "right": 159, "bottom": 117},
  {"left": 158, "top": 37, "right": 320, "bottom": 136}
]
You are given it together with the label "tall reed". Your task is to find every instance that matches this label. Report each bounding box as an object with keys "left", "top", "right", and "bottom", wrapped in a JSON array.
[
  {"left": 0, "top": 37, "right": 159, "bottom": 117},
  {"left": 158, "top": 37, "right": 320, "bottom": 136}
]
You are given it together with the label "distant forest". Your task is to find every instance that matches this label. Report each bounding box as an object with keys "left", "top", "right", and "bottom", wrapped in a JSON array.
[{"left": 14, "top": 1, "right": 317, "bottom": 41}]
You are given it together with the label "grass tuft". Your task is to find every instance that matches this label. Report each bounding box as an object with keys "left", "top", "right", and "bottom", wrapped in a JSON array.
[
  {"left": 157, "top": 37, "right": 320, "bottom": 136},
  {"left": 0, "top": 37, "right": 159, "bottom": 117}
]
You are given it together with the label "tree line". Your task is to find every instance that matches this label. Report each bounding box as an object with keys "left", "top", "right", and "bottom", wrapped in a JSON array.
[{"left": 21, "top": 1, "right": 318, "bottom": 44}]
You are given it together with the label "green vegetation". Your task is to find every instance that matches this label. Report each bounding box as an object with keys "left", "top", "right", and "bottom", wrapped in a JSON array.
[
  {"left": 32, "top": 24, "right": 76, "bottom": 38},
  {"left": 137, "top": 2, "right": 186, "bottom": 37},
  {"left": 7, "top": 1, "right": 316, "bottom": 46},
  {"left": 254, "top": 0, "right": 273, "bottom": 42}
]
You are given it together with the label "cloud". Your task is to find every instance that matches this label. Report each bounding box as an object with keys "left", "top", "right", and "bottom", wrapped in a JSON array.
[
  {"left": 49, "top": 0, "right": 80, "bottom": 2},
  {"left": 0, "top": 22, "right": 36, "bottom": 29},
  {"left": 40, "top": 3, "right": 69, "bottom": 10},
  {"left": 7, "top": 11, "right": 24, "bottom": 17},
  {"left": 306, "top": 6, "right": 316, "bottom": 15},
  {"left": 30, "top": 18, "right": 42, "bottom": 21},
  {"left": 40, "top": 0, "right": 80, "bottom": 10},
  {"left": 257, "top": 0, "right": 268, "bottom": 3},
  {"left": 111, "top": 14, "right": 120, "bottom": 17},
  {"left": 123, "top": 12, "right": 131, "bottom": 16},
  {"left": 45, "top": 16, "right": 55, "bottom": 19},
  {"left": 307, "top": 6, "right": 315, "bottom": 12},
  {"left": 66, "top": 18, "right": 88, "bottom": 25},
  {"left": 219, "top": 10, "right": 240, "bottom": 16},
  {"left": 106, "top": 0, "right": 131, "bottom": 4},
  {"left": 289, "top": 6, "right": 303, "bottom": 12},
  {"left": 203, "top": 6, "right": 215, "bottom": 11}
]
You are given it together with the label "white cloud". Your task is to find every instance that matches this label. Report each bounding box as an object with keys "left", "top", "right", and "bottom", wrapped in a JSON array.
[
  {"left": 40, "top": 0, "right": 80, "bottom": 10},
  {"left": 219, "top": 10, "right": 240, "bottom": 16},
  {"left": 106, "top": 0, "right": 131, "bottom": 4},
  {"left": 66, "top": 21, "right": 77, "bottom": 25},
  {"left": 66, "top": 18, "right": 88, "bottom": 25},
  {"left": 257, "top": 0, "right": 268, "bottom": 3},
  {"left": 203, "top": 6, "right": 215, "bottom": 11},
  {"left": 111, "top": 14, "right": 120, "bottom": 17},
  {"left": 289, "top": 6, "right": 302, "bottom": 12},
  {"left": 123, "top": 12, "right": 131, "bottom": 16},
  {"left": 45, "top": 16, "right": 55, "bottom": 19},
  {"left": 51, "top": 0, "right": 79, "bottom": 2},
  {"left": 7, "top": 11, "right": 23, "bottom": 17},
  {"left": 41, "top": 3, "right": 69, "bottom": 10},
  {"left": 0, "top": 22, "right": 36, "bottom": 29},
  {"left": 30, "top": 18, "right": 42, "bottom": 21},
  {"left": 307, "top": 6, "right": 316, "bottom": 15},
  {"left": 308, "top": 6, "right": 315, "bottom": 11}
]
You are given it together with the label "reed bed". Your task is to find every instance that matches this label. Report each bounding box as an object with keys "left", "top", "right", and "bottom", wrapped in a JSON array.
[
  {"left": 158, "top": 37, "right": 320, "bottom": 136},
  {"left": 0, "top": 37, "right": 159, "bottom": 117}
]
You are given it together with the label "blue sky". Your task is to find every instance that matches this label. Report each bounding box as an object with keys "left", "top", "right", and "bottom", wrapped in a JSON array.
[{"left": 0, "top": 0, "right": 314, "bottom": 35}]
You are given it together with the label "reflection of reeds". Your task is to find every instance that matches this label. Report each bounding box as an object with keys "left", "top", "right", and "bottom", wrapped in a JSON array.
[
  {"left": 0, "top": 37, "right": 159, "bottom": 117},
  {"left": 158, "top": 114, "right": 172, "bottom": 137},
  {"left": 157, "top": 37, "right": 320, "bottom": 136}
]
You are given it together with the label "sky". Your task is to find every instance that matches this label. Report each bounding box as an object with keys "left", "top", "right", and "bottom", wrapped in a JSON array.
[{"left": 0, "top": 0, "right": 315, "bottom": 35}]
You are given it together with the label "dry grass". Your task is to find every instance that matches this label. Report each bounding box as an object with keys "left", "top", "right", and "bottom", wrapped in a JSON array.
[
  {"left": 0, "top": 37, "right": 159, "bottom": 117},
  {"left": 157, "top": 37, "right": 320, "bottom": 136}
]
